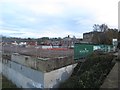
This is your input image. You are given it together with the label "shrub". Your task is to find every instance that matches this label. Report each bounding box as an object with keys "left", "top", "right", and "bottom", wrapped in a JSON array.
[{"left": 59, "top": 53, "right": 115, "bottom": 88}]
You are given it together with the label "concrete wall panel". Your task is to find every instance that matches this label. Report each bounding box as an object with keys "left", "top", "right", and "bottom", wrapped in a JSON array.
[{"left": 44, "top": 63, "right": 77, "bottom": 88}]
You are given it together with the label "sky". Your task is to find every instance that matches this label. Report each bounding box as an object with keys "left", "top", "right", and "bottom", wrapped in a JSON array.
[{"left": 0, "top": 0, "right": 119, "bottom": 38}]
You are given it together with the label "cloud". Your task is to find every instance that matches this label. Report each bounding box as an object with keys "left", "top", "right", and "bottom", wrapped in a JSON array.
[
  {"left": 118, "top": 1, "right": 120, "bottom": 30},
  {"left": 0, "top": 25, "right": 82, "bottom": 38},
  {"left": 0, "top": 0, "right": 119, "bottom": 38},
  {"left": 61, "top": 0, "right": 118, "bottom": 28}
]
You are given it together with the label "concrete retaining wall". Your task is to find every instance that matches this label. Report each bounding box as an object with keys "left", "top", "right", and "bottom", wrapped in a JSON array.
[
  {"left": 2, "top": 59, "right": 77, "bottom": 88},
  {"left": 44, "top": 64, "right": 77, "bottom": 88},
  {"left": 2, "top": 60, "right": 44, "bottom": 88}
]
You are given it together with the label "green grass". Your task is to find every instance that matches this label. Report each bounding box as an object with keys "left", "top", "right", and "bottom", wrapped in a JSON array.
[
  {"left": 59, "top": 52, "right": 115, "bottom": 88},
  {"left": 2, "top": 75, "right": 17, "bottom": 88}
]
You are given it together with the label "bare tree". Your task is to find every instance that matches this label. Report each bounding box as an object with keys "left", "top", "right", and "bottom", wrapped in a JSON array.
[
  {"left": 93, "top": 24, "right": 100, "bottom": 32},
  {"left": 92, "top": 24, "right": 118, "bottom": 44},
  {"left": 99, "top": 24, "right": 108, "bottom": 32}
]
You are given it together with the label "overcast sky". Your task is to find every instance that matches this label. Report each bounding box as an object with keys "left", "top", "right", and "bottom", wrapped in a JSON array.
[{"left": 0, "top": 0, "right": 119, "bottom": 38}]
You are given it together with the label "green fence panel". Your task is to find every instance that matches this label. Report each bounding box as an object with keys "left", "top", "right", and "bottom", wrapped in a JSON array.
[
  {"left": 74, "top": 43, "right": 113, "bottom": 61},
  {"left": 74, "top": 43, "right": 93, "bottom": 60}
]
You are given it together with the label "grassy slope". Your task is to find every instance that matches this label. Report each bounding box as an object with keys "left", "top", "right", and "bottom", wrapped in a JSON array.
[{"left": 59, "top": 52, "right": 115, "bottom": 88}]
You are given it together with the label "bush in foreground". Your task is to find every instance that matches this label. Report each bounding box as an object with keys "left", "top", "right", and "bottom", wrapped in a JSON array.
[{"left": 59, "top": 53, "right": 115, "bottom": 88}]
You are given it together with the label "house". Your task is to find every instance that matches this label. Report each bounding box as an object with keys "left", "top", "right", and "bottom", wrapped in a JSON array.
[
  {"left": 83, "top": 31, "right": 102, "bottom": 43},
  {"left": 61, "top": 35, "right": 79, "bottom": 48},
  {"left": 27, "top": 41, "right": 37, "bottom": 46}
]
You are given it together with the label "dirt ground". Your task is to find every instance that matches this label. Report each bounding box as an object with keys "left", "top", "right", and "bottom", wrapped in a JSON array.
[
  {"left": 3, "top": 45, "right": 73, "bottom": 58},
  {"left": 2, "top": 45, "right": 75, "bottom": 72}
]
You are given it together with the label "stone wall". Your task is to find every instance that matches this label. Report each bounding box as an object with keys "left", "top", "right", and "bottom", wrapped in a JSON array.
[{"left": 8, "top": 53, "right": 75, "bottom": 72}]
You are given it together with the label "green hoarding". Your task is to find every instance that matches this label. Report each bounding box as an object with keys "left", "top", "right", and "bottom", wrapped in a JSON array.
[
  {"left": 74, "top": 43, "right": 113, "bottom": 61},
  {"left": 74, "top": 43, "right": 94, "bottom": 60}
]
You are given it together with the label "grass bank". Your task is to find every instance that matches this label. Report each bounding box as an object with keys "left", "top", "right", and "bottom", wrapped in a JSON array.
[{"left": 59, "top": 52, "right": 115, "bottom": 88}]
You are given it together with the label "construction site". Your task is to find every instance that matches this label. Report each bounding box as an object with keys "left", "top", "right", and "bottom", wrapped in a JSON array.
[
  {"left": 3, "top": 45, "right": 75, "bottom": 72},
  {"left": 1, "top": 36, "right": 119, "bottom": 88},
  {"left": 2, "top": 44, "right": 77, "bottom": 88}
]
